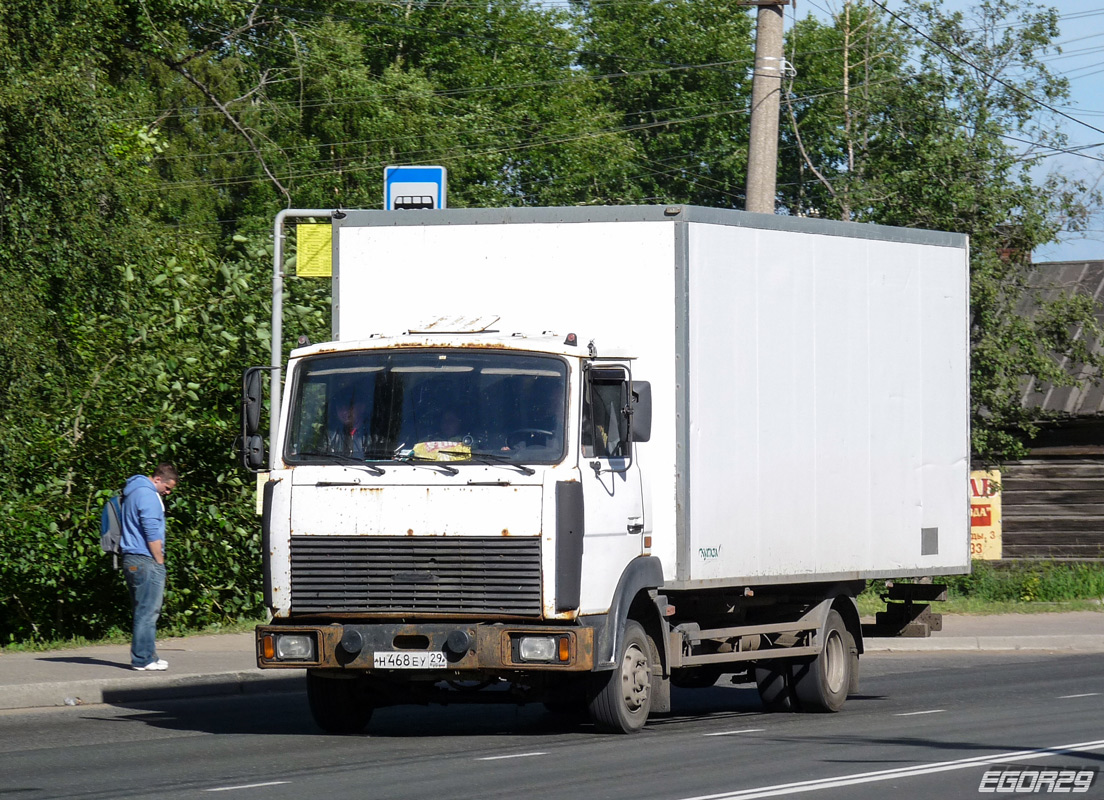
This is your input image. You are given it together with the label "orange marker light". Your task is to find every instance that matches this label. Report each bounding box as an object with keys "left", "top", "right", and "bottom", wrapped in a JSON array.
[
  {"left": 263, "top": 634, "right": 276, "bottom": 660},
  {"left": 558, "top": 636, "right": 571, "bottom": 662}
]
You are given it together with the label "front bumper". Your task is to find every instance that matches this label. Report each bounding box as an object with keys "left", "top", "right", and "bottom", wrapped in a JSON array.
[{"left": 256, "top": 621, "right": 595, "bottom": 673}]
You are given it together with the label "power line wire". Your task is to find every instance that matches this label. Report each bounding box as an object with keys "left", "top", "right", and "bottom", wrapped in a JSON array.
[
  {"left": 866, "top": 0, "right": 1104, "bottom": 140},
  {"left": 143, "top": 103, "right": 757, "bottom": 194},
  {"left": 113, "top": 56, "right": 756, "bottom": 126}
]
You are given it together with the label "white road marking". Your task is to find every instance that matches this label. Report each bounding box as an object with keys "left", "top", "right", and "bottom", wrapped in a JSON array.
[
  {"left": 477, "top": 752, "right": 547, "bottom": 761},
  {"left": 204, "top": 781, "right": 290, "bottom": 792},
  {"left": 1059, "top": 693, "right": 1100, "bottom": 699},
  {"left": 893, "top": 709, "right": 945, "bottom": 716},
  {"left": 673, "top": 738, "right": 1104, "bottom": 800},
  {"left": 703, "top": 729, "right": 766, "bottom": 737}
]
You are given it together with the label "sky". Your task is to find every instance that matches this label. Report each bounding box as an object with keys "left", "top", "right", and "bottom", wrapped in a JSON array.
[{"left": 799, "top": 0, "right": 1104, "bottom": 263}]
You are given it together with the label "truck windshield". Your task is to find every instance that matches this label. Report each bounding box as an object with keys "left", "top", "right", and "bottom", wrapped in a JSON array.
[{"left": 286, "top": 351, "right": 568, "bottom": 465}]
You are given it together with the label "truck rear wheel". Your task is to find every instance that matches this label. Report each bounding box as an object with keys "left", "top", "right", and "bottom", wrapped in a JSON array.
[
  {"left": 306, "top": 670, "right": 374, "bottom": 734},
  {"left": 793, "top": 609, "right": 852, "bottom": 712},
  {"left": 756, "top": 609, "right": 855, "bottom": 713},
  {"left": 588, "top": 620, "right": 654, "bottom": 733}
]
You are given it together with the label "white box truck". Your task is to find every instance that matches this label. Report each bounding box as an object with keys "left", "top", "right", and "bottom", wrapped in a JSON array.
[{"left": 244, "top": 205, "right": 970, "bottom": 734}]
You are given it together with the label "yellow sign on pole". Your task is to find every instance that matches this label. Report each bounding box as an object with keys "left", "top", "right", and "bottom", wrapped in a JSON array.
[
  {"left": 970, "top": 469, "right": 1002, "bottom": 560},
  {"left": 296, "top": 224, "right": 332, "bottom": 277}
]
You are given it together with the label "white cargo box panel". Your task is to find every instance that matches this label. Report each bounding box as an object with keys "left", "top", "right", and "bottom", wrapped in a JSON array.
[
  {"left": 332, "top": 206, "right": 970, "bottom": 587},
  {"left": 681, "top": 215, "right": 969, "bottom": 586}
]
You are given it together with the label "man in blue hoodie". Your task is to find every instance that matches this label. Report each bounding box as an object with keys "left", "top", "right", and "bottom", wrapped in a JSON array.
[{"left": 120, "top": 463, "right": 179, "bottom": 670}]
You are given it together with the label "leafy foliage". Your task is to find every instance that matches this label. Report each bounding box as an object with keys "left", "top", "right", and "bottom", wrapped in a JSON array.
[
  {"left": 574, "top": 0, "right": 756, "bottom": 205},
  {"left": 934, "top": 560, "right": 1104, "bottom": 603}
]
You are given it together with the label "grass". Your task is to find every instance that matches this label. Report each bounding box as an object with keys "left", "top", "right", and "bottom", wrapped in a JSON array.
[
  {"left": 856, "top": 593, "right": 1103, "bottom": 617},
  {"left": 0, "top": 616, "right": 268, "bottom": 654},
  {"left": 859, "top": 560, "right": 1104, "bottom": 617}
]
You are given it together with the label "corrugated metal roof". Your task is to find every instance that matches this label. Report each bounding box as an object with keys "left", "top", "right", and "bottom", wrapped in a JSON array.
[{"left": 1017, "top": 260, "right": 1104, "bottom": 416}]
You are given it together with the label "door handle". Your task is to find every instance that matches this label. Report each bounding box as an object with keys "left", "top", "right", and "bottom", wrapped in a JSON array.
[{"left": 627, "top": 516, "right": 644, "bottom": 534}]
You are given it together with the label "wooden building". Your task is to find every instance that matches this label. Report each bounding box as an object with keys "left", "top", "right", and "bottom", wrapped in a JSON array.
[{"left": 1001, "top": 260, "right": 1104, "bottom": 560}]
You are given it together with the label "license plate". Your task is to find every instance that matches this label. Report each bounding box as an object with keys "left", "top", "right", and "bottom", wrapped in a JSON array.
[{"left": 373, "top": 650, "right": 448, "bottom": 669}]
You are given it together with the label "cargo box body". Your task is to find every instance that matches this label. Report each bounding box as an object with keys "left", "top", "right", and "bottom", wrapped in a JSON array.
[{"left": 331, "top": 205, "right": 971, "bottom": 589}]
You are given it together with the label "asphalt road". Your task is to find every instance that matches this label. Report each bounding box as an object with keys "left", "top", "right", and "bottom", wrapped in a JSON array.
[{"left": 2, "top": 650, "right": 1103, "bottom": 800}]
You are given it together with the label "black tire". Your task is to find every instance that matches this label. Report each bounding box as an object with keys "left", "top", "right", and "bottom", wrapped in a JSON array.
[
  {"left": 847, "top": 627, "right": 860, "bottom": 697},
  {"left": 587, "top": 620, "right": 654, "bottom": 733},
  {"left": 755, "top": 662, "right": 797, "bottom": 712},
  {"left": 793, "top": 609, "right": 852, "bottom": 713},
  {"left": 670, "top": 666, "right": 725, "bottom": 689},
  {"left": 306, "top": 670, "right": 374, "bottom": 734}
]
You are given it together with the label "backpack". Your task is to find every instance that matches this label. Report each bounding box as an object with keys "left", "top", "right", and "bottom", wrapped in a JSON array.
[{"left": 100, "top": 493, "right": 123, "bottom": 569}]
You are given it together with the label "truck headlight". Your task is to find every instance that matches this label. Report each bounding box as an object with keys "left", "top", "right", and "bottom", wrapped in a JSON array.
[
  {"left": 518, "top": 636, "right": 556, "bottom": 662},
  {"left": 276, "top": 633, "right": 316, "bottom": 661}
]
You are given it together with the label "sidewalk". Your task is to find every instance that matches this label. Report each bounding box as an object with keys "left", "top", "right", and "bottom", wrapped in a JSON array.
[
  {"left": 0, "top": 631, "right": 299, "bottom": 711},
  {"left": 1, "top": 612, "right": 1102, "bottom": 711},
  {"left": 862, "top": 609, "right": 1104, "bottom": 653}
]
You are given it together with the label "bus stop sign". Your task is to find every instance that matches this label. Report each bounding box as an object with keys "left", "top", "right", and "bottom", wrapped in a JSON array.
[{"left": 384, "top": 165, "right": 447, "bottom": 210}]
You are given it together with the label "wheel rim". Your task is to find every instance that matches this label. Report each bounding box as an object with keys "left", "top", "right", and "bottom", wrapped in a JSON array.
[
  {"left": 823, "top": 629, "right": 846, "bottom": 694},
  {"left": 620, "top": 642, "right": 650, "bottom": 713}
]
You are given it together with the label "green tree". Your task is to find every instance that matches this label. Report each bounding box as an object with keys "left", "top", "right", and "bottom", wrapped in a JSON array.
[
  {"left": 0, "top": 0, "right": 269, "bottom": 642},
  {"left": 129, "top": 0, "right": 642, "bottom": 212},
  {"left": 574, "top": 0, "right": 756, "bottom": 206},
  {"left": 303, "top": 0, "right": 642, "bottom": 206},
  {"left": 779, "top": 1, "right": 910, "bottom": 219}
]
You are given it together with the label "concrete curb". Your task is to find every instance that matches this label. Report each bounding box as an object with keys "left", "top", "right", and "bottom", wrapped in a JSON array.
[
  {"left": 1, "top": 671, "right": 301, "bottom": 711},
  {"left": 864, "top": 635, "right": 1104, "bottom": 652}
]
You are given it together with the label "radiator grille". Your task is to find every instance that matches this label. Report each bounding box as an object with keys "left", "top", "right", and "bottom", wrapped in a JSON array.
[{"left": 289, "top": 536, "right": 542, "bottom": 616}]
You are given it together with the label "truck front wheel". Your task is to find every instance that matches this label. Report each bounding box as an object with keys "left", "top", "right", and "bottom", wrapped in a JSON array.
[
  {"left": 306, "top": 670, "right": 374, "bottom": 734},
  {"left": 588, "top": 620, "right": 654, "bottom": 733}
]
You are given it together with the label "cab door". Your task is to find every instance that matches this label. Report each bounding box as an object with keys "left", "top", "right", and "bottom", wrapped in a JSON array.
[{"left": 577, "top": 365, "right": 646, "bottom": 613}]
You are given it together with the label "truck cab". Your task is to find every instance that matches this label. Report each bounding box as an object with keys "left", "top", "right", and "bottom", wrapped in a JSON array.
[{"left": 253, "top": 330, "right": 660, "bottom": 733}]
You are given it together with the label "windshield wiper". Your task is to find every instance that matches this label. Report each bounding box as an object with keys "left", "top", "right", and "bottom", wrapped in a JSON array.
[
  {"left": 295, "top": 452, "right": 385, "bottom": 476},
  {"left": 467, "top": 451, "right": 536, "bottom": 476},
  {"left": 394, "top": 454, "right": 460, "bottom": 476}
]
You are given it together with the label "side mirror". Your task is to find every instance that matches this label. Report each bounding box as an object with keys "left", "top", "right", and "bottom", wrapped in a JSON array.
[
  {"left": 244, "top": 434, "right": 266, "bottom": 471},
  {"left": 242, "top": 366, "right": 273, "bottom": 472},
  {"left": 631, "top": 381, "right": 652, "bottom": 443},
  {"left": 243, "top": 367, "right": 265, "bottom": 435}
]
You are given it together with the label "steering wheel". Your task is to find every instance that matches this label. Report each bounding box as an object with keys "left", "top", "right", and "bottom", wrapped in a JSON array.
[{"left": 506, "top": 428, "right": 555, "bottom": 447}]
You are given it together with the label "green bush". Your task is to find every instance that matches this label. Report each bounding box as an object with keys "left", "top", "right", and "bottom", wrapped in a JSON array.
[
  {"left": 0, "top": 471, "right": 264, "bottom": 645},
  {"left": 0, "top": 236, "right": 277, "bottom": 645},
  {"left": 948, "top": 561, "right": 1104, "bottom": 602},
  {"left": 865, "top": 561, "right": 1104, "bottom": 606}
]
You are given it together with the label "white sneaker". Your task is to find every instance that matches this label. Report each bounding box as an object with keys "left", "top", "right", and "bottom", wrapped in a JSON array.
[{"left": 133, "top": 659, "right": 168, "bottom": 671}]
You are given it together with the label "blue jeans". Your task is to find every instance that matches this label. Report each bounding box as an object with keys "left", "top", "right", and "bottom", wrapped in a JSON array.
[{"left": 122, "top": 554, "right": 166, "bottom": 667}]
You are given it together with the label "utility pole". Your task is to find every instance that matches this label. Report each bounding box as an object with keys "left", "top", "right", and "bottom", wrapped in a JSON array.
[{"left": 743, "top": 1, "right": 790, "bottom": 214}]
